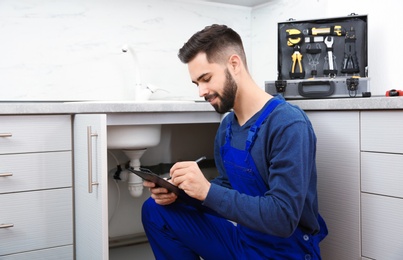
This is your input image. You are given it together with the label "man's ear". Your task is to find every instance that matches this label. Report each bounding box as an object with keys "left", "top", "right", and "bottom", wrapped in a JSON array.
[{"left": 228, "top": 54, "right": 241, "bottom": 72}]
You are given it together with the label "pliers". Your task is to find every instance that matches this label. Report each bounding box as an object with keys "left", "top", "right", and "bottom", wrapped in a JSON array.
[
  {"left": 341, "top": 27, "right": 360, "bottom": 74},
  {"left": 291, "top": 45, "right": 303, "bottom": 74}
]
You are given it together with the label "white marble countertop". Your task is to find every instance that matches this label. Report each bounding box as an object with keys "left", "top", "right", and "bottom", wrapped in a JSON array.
[
  {"left": 0, "top": 100, "right": 215, "bottom": 115},
  {"left": 288, "top": 96, "right": 403, "bottom": 111},
  {"left": 0, "top": 97, "right": 403, "bottom": 115}
]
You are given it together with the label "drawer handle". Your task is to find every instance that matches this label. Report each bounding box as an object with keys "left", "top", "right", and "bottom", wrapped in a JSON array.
[
  {"left": 87, "top": 126, "right": 99, "bottom": 193},
  {"left": 0, "top": 173, "right": 13, "bottom": 177},
  {"left": 0, "top": 223, "right": 14, "bottom": 229},
  {"left": 0, "top": 133, "right": 12, "bottom": 138}
]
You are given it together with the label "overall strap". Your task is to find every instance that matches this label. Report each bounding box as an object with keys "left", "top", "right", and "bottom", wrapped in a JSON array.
[
  {"left": 224, "top": 112, "right": 234, "bottom": 144},
  {"left": 245, "top": 99, "right": 284, "bottom": 153}
]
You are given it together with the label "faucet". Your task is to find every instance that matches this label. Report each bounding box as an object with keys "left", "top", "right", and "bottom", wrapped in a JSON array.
[{"left": 122, "top": 44, "right": 154, "bottom": 101}]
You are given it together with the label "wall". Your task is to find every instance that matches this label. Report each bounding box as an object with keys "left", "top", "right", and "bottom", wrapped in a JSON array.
[
  {"left": 1, "top": 0, "right": 401, "bottom": 100},
  {"left": 0, "top": 0, "right": 251, "bottom": 101},
  {"left": 325, "top": 0, "right": 402, "bottom": 96}
]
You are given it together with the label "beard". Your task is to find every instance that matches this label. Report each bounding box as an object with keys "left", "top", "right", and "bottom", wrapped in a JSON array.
[{"left": 205, "top": 69, "right": 237, "bottom": 114}]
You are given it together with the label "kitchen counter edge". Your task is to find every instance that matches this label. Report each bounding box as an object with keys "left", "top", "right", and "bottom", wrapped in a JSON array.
[{"left": 0, "top": 97, "right": 403, "bottom": 115}]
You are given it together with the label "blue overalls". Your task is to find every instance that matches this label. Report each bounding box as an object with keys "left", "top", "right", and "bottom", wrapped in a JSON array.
[{"left": 142, "top": 99, "right": 327, "bottom": 259}]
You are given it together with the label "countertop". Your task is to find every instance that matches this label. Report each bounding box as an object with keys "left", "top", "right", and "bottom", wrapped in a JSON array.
[
  {"left": 289, "top": 96, "right": 403, "bottom": 111},
  {"left": 0, "top": 100, "right": 215, "bottom": 115},
  {"left": 1, "top": 97, "right": 403, "bottom": 115}
]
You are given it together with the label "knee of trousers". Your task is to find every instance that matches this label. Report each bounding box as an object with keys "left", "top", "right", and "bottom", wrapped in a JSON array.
[{"left": 142, "top": 197, "right": 161, "bottom": 227}]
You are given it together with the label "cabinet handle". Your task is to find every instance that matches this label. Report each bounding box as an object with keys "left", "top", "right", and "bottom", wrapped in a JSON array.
[
  {"left": 0, "top": 173, "right": 13, "bottom": 177},
  {"left": 87, "top": 126, "right": 99, "bottom": 193},
  {"left": 0, "top": 223, "right": 14, "bottom": 229},
  {"left": 0, "top": 133, "right": 12, "bottom": 137}
]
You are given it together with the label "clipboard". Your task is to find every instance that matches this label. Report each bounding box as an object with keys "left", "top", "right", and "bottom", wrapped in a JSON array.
[{"left": 126, "top": 167, "right": 182, "bottom": 195}]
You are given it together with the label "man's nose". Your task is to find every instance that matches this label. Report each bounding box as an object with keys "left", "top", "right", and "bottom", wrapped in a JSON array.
[{"left": 198, "top": 84, "right": 208, "bottom": 97}]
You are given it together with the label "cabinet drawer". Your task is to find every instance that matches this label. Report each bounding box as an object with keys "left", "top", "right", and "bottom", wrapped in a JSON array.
[
  {"left": 361, "top": 111, "right": 403, "bottom": 153},
  {"left": 0, "top": 189, "right": 73, "bottom": 256},
  {"left": 0, "top": 245, "right": 73, "bottom": 260},
  {"left": 361, "top": 193, "right": 403, "bottom": 260},
  {"left": 0, "top": 115, "right": 71, "bottom": 154},
  {"left": 0, "top": 151, "right": 72, "bottom": 194},
  {"left": 361, "top": 152, "right": 403, "bottom": 198}
]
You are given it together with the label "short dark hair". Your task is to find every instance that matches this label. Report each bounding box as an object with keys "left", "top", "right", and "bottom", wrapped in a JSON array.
[{"left": 178, "top": 24, "right": 247, "bottom": 68}]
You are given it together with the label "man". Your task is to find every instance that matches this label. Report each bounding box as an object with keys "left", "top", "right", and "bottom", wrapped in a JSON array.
[{"left": 142, "top": 24, "right": 327, "bottom": 259}]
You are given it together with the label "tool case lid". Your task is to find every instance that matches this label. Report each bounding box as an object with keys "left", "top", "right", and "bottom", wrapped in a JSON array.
[{"left": 276, "top": 13, "right": 368, "bottom": 80}]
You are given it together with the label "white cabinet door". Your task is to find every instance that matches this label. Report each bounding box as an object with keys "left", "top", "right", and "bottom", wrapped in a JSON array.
[
  {"left": 361, "top": 193, "right": 403, "bottom": 260},
  {"left": 0, "top": 151, "right": 72, "bottom": 194},
  {"left": 74, "top": 114, "right": 109, "bottom": 260},
  {"left": 0, "top": 245, "right": 73, "bottom": 260},
  {"left": 307, "top": 111, "right": 361, "bottom": 260},
  {"left": 0, "top": 115, "right": 71, "bottom": 154},
  {"left": 0, "top": 189, "right": 73, "bottom": 256},
  {"left": 361, "top": 111, "right": 403, "bottom": 154},
  {"left": 361, "top": 152, "right": 403, "bottom": 198}
]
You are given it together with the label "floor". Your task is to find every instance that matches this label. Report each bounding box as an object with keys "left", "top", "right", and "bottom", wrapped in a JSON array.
[{"left": 109, "top": 242, "right": 154, "bottom": 260}]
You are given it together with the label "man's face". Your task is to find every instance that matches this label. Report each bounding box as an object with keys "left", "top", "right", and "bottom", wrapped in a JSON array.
[{"left": 188, "top": 53, "right": 237, "bottom": 114}]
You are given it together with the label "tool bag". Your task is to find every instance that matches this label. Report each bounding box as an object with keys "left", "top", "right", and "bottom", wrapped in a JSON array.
[{"left": 265, "top": 14, "right": 370, "bottom": 99}]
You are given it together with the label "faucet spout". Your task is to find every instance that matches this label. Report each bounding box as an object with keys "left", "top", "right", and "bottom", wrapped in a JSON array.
[{"left": 122, "top": 44, "right": 153, "bottom": 101}]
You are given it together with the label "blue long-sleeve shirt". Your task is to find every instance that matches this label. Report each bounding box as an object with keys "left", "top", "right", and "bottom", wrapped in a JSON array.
[{"left": 202, "top": 97, "right": 320, "bottom": 238}]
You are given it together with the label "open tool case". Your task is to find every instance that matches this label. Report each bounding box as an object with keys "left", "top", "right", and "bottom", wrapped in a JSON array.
[{"left": 265, "top": 14, "right": 370, "bottom": 99}]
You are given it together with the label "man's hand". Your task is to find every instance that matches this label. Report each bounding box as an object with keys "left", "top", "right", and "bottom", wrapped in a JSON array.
[
  {"left": 143, "top": 180, "right": 178, "bottom": 205},
  {"left": 169, "top": 161, "right": 211, "bottom": 201}
]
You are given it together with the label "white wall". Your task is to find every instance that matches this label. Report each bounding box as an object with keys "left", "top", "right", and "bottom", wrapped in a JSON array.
[
  {"left": 325, "top": 0, "right": 402, "bottom": 96},
  {"left": 0, "top": 0, "right": 251, "bottom": 101},
  {"left": 1, "top": 0, "right": 401, "bottom": 100}
]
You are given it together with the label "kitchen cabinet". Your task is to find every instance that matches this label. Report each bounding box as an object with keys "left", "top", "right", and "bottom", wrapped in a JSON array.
[
  {"left": 74, "top": 109, "right": 365, "bottom": 260},
  {"left": 306, "top": 111, "right": 361, "bottom": 260},
  {"left": 0, "top": 115, "right": 73, "bottom": 259},
  {"left": 360, "top": 111, "right": 403, "bottom": 260},
  {"left": 0, "top": 99, "right": 401, "bottom": 259}
]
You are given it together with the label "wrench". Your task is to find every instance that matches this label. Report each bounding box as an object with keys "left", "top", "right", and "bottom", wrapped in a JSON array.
[
  {"left": 324, "top": 36, "right": 337, "bottom": 77},
  {"left": 325, "top": 36, "right": 334, "bottom": 70}
]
